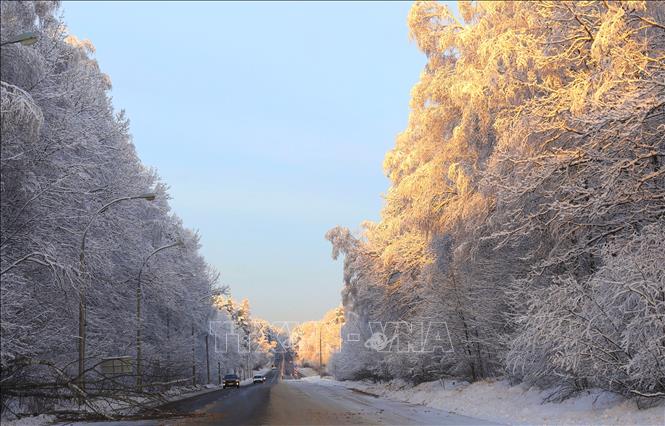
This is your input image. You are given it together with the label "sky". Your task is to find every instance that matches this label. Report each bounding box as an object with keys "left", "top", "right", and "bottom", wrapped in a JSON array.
[{"left": 61, "top": 1, "right": 456, "bottom": 323}]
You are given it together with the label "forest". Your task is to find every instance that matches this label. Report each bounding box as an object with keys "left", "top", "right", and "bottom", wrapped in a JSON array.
[
  {"left": 1, "top": 1, "right": 280, "bottom": 418},
  {"left": 2, "top": 0, "right": 664, "bottom": 422},
  {"left": 290, "top": 306, "right": 344, "bottom": 372},
  {"left": 327, "top": 0, "right": 664, "bottom": 403}
]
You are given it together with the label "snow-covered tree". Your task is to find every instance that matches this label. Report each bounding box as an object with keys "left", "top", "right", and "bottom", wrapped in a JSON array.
[
  {"left": 1, "top": 1, "right": 228, "bottom": 415},
  {"left": 327, "top": 1, "right": 664, "bottom": 401},
  {"left": 211, "top": 296, "right": 278, "bottom": 379},
  {"left": 291, "top": 306, "right": 344, "bottom": 370}
]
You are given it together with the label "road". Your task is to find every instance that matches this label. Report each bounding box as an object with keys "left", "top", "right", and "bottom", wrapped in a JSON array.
[{"left": 83, "top": 357, "right": 498, "bottom": 426}]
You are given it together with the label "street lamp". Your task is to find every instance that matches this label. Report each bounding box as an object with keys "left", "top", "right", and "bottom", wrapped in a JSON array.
[
  {"left": 136, "top": 239, "right": 184, "bottom": 390},
  {"left": 190, "top": 288, "right": 224, "bottom": 386},
  {"left": 1, "top": 32, "right": 38, "bottom": 47},
  {"left": 77, "top": 193, "right": 156, "bottom": 392},
  {"left": 243, "top": 334, "right": 251, "bottom": 381}
]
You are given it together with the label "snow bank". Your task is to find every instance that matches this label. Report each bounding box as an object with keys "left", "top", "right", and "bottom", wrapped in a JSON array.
[
  {"left": 304, "top": 377, "right": 664, "bottom": 425},
  {"left": 0, "top": 415, "right": 56, "bottom": 426},
  {"left": 296, "top": 366, "right": 319, "bottom": 377}
]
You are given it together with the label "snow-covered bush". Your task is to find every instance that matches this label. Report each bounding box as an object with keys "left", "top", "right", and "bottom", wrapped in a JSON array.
[{"left": 508, "top": 224, "right": 665, "bottom": 398}]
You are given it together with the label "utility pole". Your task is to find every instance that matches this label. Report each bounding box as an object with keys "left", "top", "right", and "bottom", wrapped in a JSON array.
[
  {"left": 166, "top": 312, "right": 171, "bottom": 382},
  {"left": 319, "top": 324, "right": 323, "bottom": 376},
  {"left": 247, "top": 344, "right": 251, "bottom": 378},
  {"left": 244, "top": 335, "right": 251, "bottom": 379},
  {"left": 205, "top": 334, "right": 210, "bottom": 384},
  {"left": 191, "top": 323, "right": 196, "bottom": 386},
  {"left": 189, "top": 289, "right": 221, "bottom": 386},
  {"left": 218, "top": 361, "right": 221, "bottom": 385}
]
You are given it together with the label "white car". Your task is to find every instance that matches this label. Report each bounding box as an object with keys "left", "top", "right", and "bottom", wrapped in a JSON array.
[{"left": 253, "top": 374, "right": 266, "bottom": 384}]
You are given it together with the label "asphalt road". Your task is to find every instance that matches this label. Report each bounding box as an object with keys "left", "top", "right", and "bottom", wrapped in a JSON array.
[
  {"left": 159, "top": 369, "right": 279, "bottom": 425},
  {"left": 154, "top": 360, "right": 495, "bottom": 426},
  {"left": 77, "top": 356, "right": 498, "bottom": 426}
]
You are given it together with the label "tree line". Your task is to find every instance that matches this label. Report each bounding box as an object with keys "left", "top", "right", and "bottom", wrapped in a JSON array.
[
  {"left": 327, "top": 0, "right": 664, "bottom": 403},
  {"left": 1, "top": 1, "right": 275, "bottom": 419},
  {"left": 290, "top": 306, "right": 345, "bottom": 372}
]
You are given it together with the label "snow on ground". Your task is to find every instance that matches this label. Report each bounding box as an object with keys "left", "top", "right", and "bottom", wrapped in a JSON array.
[
  {"left": 303, "top": 376, "right": 664, "bottom": 425},
  {"left": 295, "top": 366, "right": 319, "bottom": 377},
  {"left": 285, "top": 378, "right": 500, "bottom": 425},
  {"left": 0, "top": 415, "right": 57, "bottom": 426},
  {"left": 2, "top": 367, "right": 274, "bottom": 426}
]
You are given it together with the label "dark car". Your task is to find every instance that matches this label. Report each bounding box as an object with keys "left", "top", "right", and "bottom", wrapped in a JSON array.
[{"left": 223, "top": 374, "right": 240, "bottom": 388}]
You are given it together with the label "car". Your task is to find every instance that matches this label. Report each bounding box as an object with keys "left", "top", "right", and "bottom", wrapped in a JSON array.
[
  {"left": 223, "top": 374, "right": 240, "bottom": 388},
  {"left": 253, "top": 374, "right": 266, "bottom": 384}
]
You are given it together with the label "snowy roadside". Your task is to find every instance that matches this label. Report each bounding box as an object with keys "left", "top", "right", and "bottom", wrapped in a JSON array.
[
  {"left": 294, "top": 366, "right": 319, "bottom": 377},
  {"left": 2, "top": 367, "right": 273, "bottom": 426},
  {"left": 302, "top": 376, "right": 664, "bottom": 425}
]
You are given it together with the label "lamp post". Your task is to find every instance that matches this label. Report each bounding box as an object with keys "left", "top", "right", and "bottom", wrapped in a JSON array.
[
  {"left": 240, "top": 334, "right": 251, "bottom": 380},
  {"left": 1, "top": 32, "right": 38, "bottom": 47},
  {"left": 77, "top": 193, "right": 156, "bottom": 392},
  {"left": 136, "top": 240, "right": 183, "bottom": 390},
  {"left": 190, "top": 289, "right": 223, "bottom": 386}
]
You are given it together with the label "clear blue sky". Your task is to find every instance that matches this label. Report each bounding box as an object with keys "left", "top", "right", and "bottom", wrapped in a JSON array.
[{"left": 61, "top": 1, "right": 456, "bottom": 323}]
